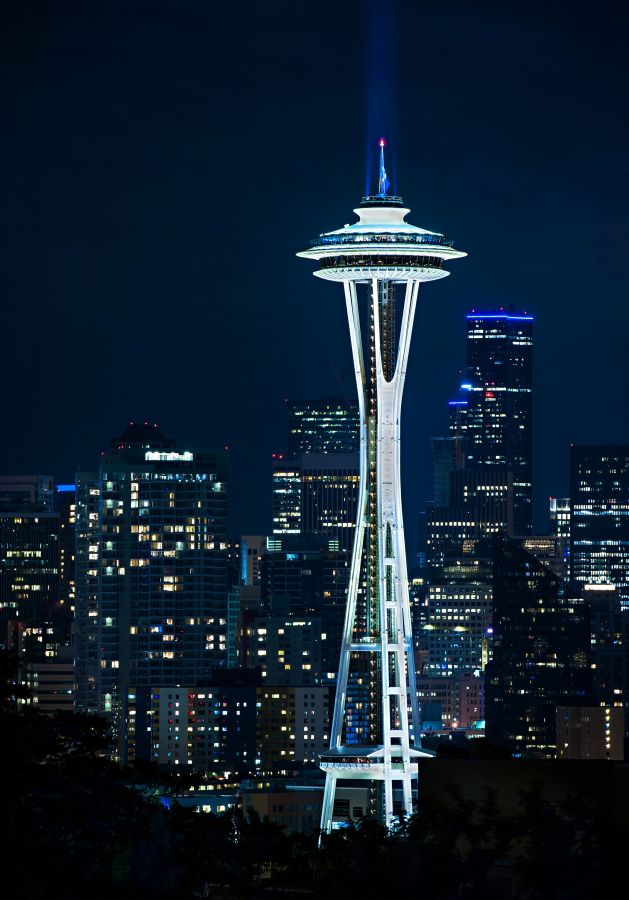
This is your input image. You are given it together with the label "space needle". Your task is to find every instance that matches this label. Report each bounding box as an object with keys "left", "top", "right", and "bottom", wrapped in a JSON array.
[{"left": 297, "top": 141, "right": 466, "bottom": 832}]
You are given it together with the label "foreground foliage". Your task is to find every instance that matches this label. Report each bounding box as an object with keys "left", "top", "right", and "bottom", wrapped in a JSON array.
[{"left": 0, "top": 653, "right": 619, "bottom": 898}]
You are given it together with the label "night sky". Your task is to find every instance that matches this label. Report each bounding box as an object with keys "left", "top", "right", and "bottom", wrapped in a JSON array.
[{"left": 2, "top": 0, "right": 628, "bottom": 550}]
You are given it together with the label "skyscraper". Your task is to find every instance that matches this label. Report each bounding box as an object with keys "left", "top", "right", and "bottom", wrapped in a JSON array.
[
  {"left": 287, "top": 397, "right": 359, "bottom": 455},
  {"left": 463, "top": 312, "right": 533, "bottom": 535},
  {"left": 55, "top": 484, "right": 76, "bottom": 622},
  {"left": 0, "top": 479, "right": 60, "bottom": 653},
  {"left": 570, "top": 445, "right": 629, "bottom": 610},
  {"left": 273, "top": 397, "right": 360, "bottom": 553},
  {"left": 485, "top": 535, "right": 591, "bottom": 757},
  {"left": 74, "top": 423, "right": 228, "bottom": 761},
  {"left": 549, "top": 496, "right": 570, "bottom": 579},
  {"left": 298, "top": 141, "right": 466, "bottom": 829},
  {"left": 271, "top": 454, "right": 301, "bottom": 536}
]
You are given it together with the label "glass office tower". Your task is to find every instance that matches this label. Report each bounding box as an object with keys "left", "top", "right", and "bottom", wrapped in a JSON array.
[
  {"left": 463, "top": 312, "right": 533, "bottom": 535},
  {"left": 570, "top": 445, "right": 629, "bottom": 609}
]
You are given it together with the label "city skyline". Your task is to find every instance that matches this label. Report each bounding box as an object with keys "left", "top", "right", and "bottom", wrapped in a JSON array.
[
  {"left": 2, "top": 3, "right": 629, "bottom": 891},
  {"left": 1, "top": 1, "right": 629, "bottom": 551}
]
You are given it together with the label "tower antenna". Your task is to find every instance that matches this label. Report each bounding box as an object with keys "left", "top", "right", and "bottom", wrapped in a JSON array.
[{"left": 378, "top": 138, "right": 389, "bottom": 196}]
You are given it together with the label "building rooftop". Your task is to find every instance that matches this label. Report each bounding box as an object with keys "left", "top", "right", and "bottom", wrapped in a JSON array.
[{"left": 111, "top": 422, "right": 175, "bottom": 450}]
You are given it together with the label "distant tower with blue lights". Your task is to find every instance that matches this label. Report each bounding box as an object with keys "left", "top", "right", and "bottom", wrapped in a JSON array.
[
  {"left": 462, "top": 311, "right": 533, "bottom": 534},
  {"left": 297, "top": 141, "right": 466, "bottom": 831}
]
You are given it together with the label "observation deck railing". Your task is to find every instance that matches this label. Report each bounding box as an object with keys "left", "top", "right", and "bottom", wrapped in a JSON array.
[
  {"left": 318, "top": 254, "right": 444, "bottom": 271},
  {"left": 312, "top": 232, "right": 453, "bottom": 248}
]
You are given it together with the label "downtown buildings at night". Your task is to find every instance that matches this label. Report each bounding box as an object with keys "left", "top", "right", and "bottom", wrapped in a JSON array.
[
  {"left": 0, "top": 315, "right": 627, "bottom": 808},
  {"left": 0, "top": 232, "right": 627, "bottom": 824},
  {"left": 1, "top": 314, "right": 627, "bottom": 800}
]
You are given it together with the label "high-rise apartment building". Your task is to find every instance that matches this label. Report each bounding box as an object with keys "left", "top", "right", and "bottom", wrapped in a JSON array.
[
  {"left": 74, "top": 423, "right": 228, "bottom": 761},
  {"left": 463, "top": 312, "right": 533, "bottom": 535},
  {"left": 570, "top": 445, "right": 629, "bottom": 609}
]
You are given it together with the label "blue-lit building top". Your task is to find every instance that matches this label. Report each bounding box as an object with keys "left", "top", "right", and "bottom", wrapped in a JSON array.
[{"left": 461, "top": 310, "right": 533, "bottom": 535}]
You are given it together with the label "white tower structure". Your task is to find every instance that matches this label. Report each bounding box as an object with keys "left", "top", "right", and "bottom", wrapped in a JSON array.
[{"left": 297, "top": 142, "right": 466, "bottom": 832}]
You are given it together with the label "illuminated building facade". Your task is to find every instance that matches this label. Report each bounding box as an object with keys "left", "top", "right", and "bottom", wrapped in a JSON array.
[
  {"left": 570, "top": 445, "right": 629, "bottom": 610},
  {"left": 240, "top": 534, "right": 266, "bottom": 586},
  {"left": 550, "top": 496, "right": 571, "bottom": 579},
  {"left": 149, "top": 676, "right": 329, "bottom": 772},
  {"left": 74, "top": 423, "right": 228, "bottom": 761},
  {"left": 272, "top": 453, "right": 359, "bottom": 553},
  {"left": 425, "top": 469, "right": 513, "bottom": 573},
  {"left": 243, "top": 615, "right": 323, "bottom": 685},
  {"left": 25, "top": 646, "right": 74, "bottom": 712},
  {"left": 300, "top": 454, "right": 359, "bottom": 553},
  {"left": 288, "top": 397, "right": 359, "bottom": 455},
  {"left": 550, "top": 496, "right": 570, "bottom": 540},
  {"left": 271, "top": 456, "right": 301, "bottom": 535},
  {"left": 486, "top": 535, "right": 591, "bottom": 757},
  {"left": 298, "top": 142, "right": 466, "bottom": 829},
  {"left": 55, "top": 485, "right": 76, "bottom": 613},
  {"left": 422, "top": 582, "right": 492, "bottom": 677},
  {"left": 0, "top": 475, "right": 54, "bottom": 511},
  {"left": 462, "top": 312, "right": 533, "bottom": 535},
  {"left": 255, "top": 685, "right": 330, "bottom": 768},
  {"left": 151, "top": 677, "right": 257, "bottom": 772},
  {"left": 584, "top": 583, "right": 626, "bottom": 714},
  {"left": 259, "top": 540, "right": 349, "bottom": 682},
  {"left": 417, "top": 672, "right": 485, "bottom": 730},
  {"left": 0, "top": 494, "right": 60, "bottom": 650},
  {"left": 556, "top": 705, "right": 624, "bottom": 761}
]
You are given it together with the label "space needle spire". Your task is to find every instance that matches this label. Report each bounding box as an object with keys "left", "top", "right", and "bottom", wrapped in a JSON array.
[
  {"left": 298, "top": 141, "right": 466, "bottom": 834},
  {"left": 378, "top": 137, "right": 389, "bottom": 196}
]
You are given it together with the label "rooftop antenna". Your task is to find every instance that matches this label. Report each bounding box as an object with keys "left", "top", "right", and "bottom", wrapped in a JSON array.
[{"left": 378, "top": 137, "right": 390, "bottom": 196}]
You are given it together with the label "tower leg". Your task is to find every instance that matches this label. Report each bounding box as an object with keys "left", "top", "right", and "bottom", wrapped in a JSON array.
[{"left": 320, "top": 772, "right": 336, "bottom": 839}]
